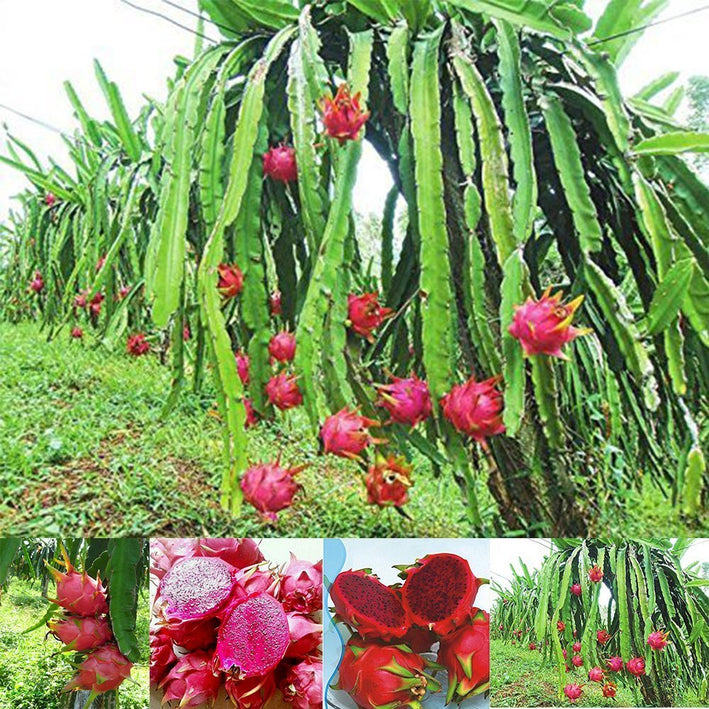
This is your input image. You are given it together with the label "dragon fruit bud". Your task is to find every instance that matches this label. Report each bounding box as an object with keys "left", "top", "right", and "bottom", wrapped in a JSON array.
[
  {"left": 45, "top": 192, "right": 57, "bottom": 206},
  {"left": 626, "top": 657, "right": 646, "bottom": 676},
  {"left": 217, "top": 262, "right": 244, "bottom": 299},
  {"left": 319, "top": 84, "right": 370, "bottom": 144},
  {"left": 48, "top": 615, "right": 113, "bottom": 651},
  {"left": 235, "top": 350, "right": 250, "bottom": 386},
  {"left": 588, "top": 565, "right": 603, "bottom": 583},
  {"left": 376, "top": 374, "right": 432, "bottom": 427},
  {"left": 150, "top": 538, "right": 200, "bottom": 580},
  {"left": 269, "top": 331, "right": 297, "bottom": 363},
  {"left": 509, "top": 287, "right": 589, "bottom": 359},
  {"left": 71, "top": 327, "right": 83, "bottom": 339},
  {"left": 280, "top": 657, "right": 322, "bottom": 709},
  {"left": 215, "top": 594, "right": 290, "bottom": 677},
  {"left": 150, "top": 627, "right": 176, "bottom": 686},
  {"left": 563, "top": 683, "right": 583, "bottom": 702},
  {"left": 263, "top": 145, "right": 298, "bottom": 183},
  {"left": 197, "top": 538, "right": 264, "bottom": 569},
  {"left": 347, "top": 292, "right": 392, "bottom": 341},
  {"left": 280, "top": 554, "right": 323, "bottom": 614},
  {"left": 336, "top": 636, "right": 439, "bottom": 708},
  {"left": 606, "top": 656, "right": 623, "bottom": 672},
  {"left": 441, "top": 375, "right": 506, "bottom": 441},
  {"left": 270, "top": 290, "right": 282, "bottom": 316},
  {"left": 244, "top": 398, "right": 259, "bottom": 429},
  {"left": 29, "top": 271, "right": 44, "bottom": 293},
  {"left": 64, "top": 643, "right": 132, "bottom": 693},
  {"left": 365, "top": 454, "right": 413, "bottom": 508},
  {"left": 285, "top": 612, "right": 323, "bottom": 657},
  {"left": 47, "top": 552, "right": 108, "bottom": 617},
  {"left": 571, "top": 654, "right": 583, "bottom": 668},
  {"left": 320, "top": 408, "right": 383, "bottom": 460},
  {"left": 164, "top": 617, "right": 218, "bottom": 651},
  {"left": 159, "top": 650, "right": 221, "bottom": 708},
  {"left": 240, "top": 461, "right": 304, "bottom": 522},
  {"left": 225, "top": 672, "right": 277, "bottom": 709},
  {"left": 602, "top": 682, "right": 617, "bottom": 698},
  {"left": 597, "top": 629, "right": 610, "bottom": 645},
  {"left": 265, "top": 373, "right": 303, "bottom": 411},
  {"left": 437, "top": 608, "right": 490, "bottom": 703},
  {"left": 126, "top": 332, "right": 150, "bottom": 356},
  {"left": 588, "top": 666, "right": 604, "bottom": 683},
  {"left": 647, "top": 629, "right": 669, "bottom": 650},
  {"left": 572, "top": 642, "right": 581, "bottom": 653},
  {"left": 557, "top": 621, "right": 566, "bottom": 632},
  {"left": 570, "top": 583, "right": 582, "bottom": 597}
]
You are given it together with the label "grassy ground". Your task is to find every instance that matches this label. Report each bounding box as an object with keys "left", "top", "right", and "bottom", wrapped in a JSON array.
[
  {"left": 0, "top": 322, "right": 471, "bottom": 537},
  {"left": 0, "top": 577, "right": 149, "bottom": 708},
  {"left": 490, "top": 638, "right": 705, "bottom": 708}
]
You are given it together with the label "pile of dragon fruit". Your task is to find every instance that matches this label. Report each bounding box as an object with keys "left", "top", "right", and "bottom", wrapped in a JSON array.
[
  {"left": 330, "top": 552, "right": 489, "bottom": 707},
  {"left": 46, "top": 549, "right": 133, "bottom": 697},
  {"left": 150, "top": 538, "right": 323, "bottom": 708}
]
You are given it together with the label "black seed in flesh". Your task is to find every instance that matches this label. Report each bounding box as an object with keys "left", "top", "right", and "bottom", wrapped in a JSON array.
[
  {"left": 404, "top": 556, "right": 470, "bottom": 622},
  {"left": 338, "top": 573, "right": 406, "bottom": 626},
  {"left": 159, "top": 557, "right": 236, "bottom": 621}
]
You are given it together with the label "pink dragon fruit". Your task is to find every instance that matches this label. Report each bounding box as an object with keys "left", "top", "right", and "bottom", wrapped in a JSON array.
[
  {"left": 588, "top": 666, "right": 604, "bottom": 683},
  {"left": 265, "top": 373, "right": 303, "bottom": 410},
  {"left": 71, "top": 327, "right": 83, "bottom": 339},
  {"left": 570, "top": 583, "right": 582, "bottom": 597},
  {"left": 235, "top": 350, "right": 250, "bottom": 386},
  {"left": 441, "top": 376, "right": 506, "bottom": 441},
  {"left": 217, "top": 262, "right": 244, "bottom": 299},
  {"left": 375, "top": 374, "right": 432, "bottom": 427},
  {"left": 160, "top": 650, "right": 221, "bottom": 708},
  {"left": 571, "top": 654, "right": 583, "bottom": 668},
  {"left": 626, "top": 657, "right": 646, "bottom": 676},
  {"left": 126, "top": 332, "right": 150, "bottom": 356},
  {"left": 280, "top": 657, "right": 322, "bottom": 709},
  {"left": 75, "top": 290, "right": 89, "bottom": 309},
  {"left": 240, "top": 461, "right": 304, "bottom": 522},
  {"left": 47, "top": 552, "right": 109, "bottom": 617},
  {"left": 233, "top": 565, "right": 279, "bottom": 599},
  {"left": 597, "top": 629, "right": 610, "bottom": 645},
  {"left": 606, "top": 656, "right": 623, "bottom": 672},
  {"left": 197, "top": 538, "right": 264, "bottom": 569},
  {"left": 150, "top": 627, "right": 177, "bottom": 686},
  {"left": 48, "top": 615, "right": 113, "bottom": 651},
  {"left": 401, "top": 553, "right": 482, "bottom": 637},
  {"left": 572, "top": 641, "right": 581, "bottom": 653},
  {"left": 214, "top": 594, "right": 290, "bottom": 677},
  {"left": 150, "top": 538, "right": 200, "bottom": 579},
  {"left": 330, "top": 569, "right": 409, "bottom": 641},
  {"left": 602, "top": 682, "right": 618, "bottom": 698},
  {"left": 563, "top": 683, "right": 583, "bottom": 703},
  {"left": 268, "top": 331, "right": 297, "bottom": 362},
  {"left": 270, "top": 290, "right": 282, "bottom": 316},
  {"left": 320, "top": 84, "right": 370, "bottom": 144},
  {"left": 29, "top": 271, "right": 44, "bottom": 293},
  {"left": 557, "top": 621, "right": 566, "bottom": 632},
  {"left": 285, "top": 613, "right": 322, "bottom": 657},
  {"left": 45, "top": 192, "right": 57, "bottom": 207},
  {"left": 280, "top": 555, "right": 323, "bottom": 613},
  {"left": 365, "top": 455, "right": 413, "bottom": 508},
  {"left": 89, "top": 292, "right": 104, "bottom": 318},
  {"left": 437, "top": 608, "right": 490, "bottom": 703},
  {"left": 647, "top": 629, "right": 669, "bottom": 650},
  {"left": 347, "top": 292, "right": 392, "bottom": 341},
  {"left": 163, "top": 617, "right": 218, "bottom": 651},
  {"left": 64, "top": 643, "right": 132, "bottom": 693},
  {"left": 244, "top": 398, "right": 259, "bottom": 428},
  {"left": 263, "top": 145, "right": 298, "bottom": 183},
  {"left": 320, "top": 408, "right": 383, "bottom": 460},
  {"left": 225, "top": 672, "right": 277, "bottom": 709},
  {"left": 509, "top": 288, "right": 589, "bottom": 358},
  {"left": 588, "top": 565, "right": 603, "bottom": 583}
]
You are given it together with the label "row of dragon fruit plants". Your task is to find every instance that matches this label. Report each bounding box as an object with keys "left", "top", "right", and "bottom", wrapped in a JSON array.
[{"left": 2, "top": 0, "right": 708, "bottom": 534}]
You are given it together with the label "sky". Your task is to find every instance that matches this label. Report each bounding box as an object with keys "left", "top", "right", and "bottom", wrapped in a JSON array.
[{"left": 0, "top": 0, "right": 708, "bottom": 222}]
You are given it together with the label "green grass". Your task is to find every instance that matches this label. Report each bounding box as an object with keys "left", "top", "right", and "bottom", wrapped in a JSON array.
[
  {"left": 0, "top": 577, "right": 149, "bottom": 708},
  {"left": 490, "top": 638, "right": 705, "bottom": 708},
  {"left": 0, "top": 322, "right": 471, "bottom": 537}
]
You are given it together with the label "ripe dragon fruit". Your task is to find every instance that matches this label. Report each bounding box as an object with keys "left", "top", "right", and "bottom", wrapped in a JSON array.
[
  {"left": 64, "top": 643, "right": 133, "bottom": 693},
  {"left": 572, "top": 641, "right": 581, "bottom": 653},
  {"left": 75, "top": 290, "right": 89, "bottom": 309},
  {"left": 126, "top": 332, "right": 150, "bottom": 356},
  {"left": 597, "top": 629, "right": 611, "bottom": 645},
  {"left": 270, "top": 290, "right": 282, "bottom": 316},
  {"left": 528, "top": 643, "right": 536, "bottom": 651},
  {"left": 29, "top": 271, "right": 44, "bottom": 293},
  {"left": 375, "top": 375, "right": 432, "bottom": 427},
  {"left": 118, "top": 285, "right": 131, "bottom": 300},
  {"left": 626, "top": 657, "right": 646, "bottom": 676},
  {"left": 571, "top": 654, "right": 583, "bottom": 668},
  {"left": 217, "top": 262, "right": 244, "bottom": 299},
  {"left": 263, "top": 145, "right": 298, "bottom": 183},
  {"left": 588, "top": 666, "right": 604, "bottom": 683},
  {"left": 319, "top": 84, "right": 370, "bottom": 144},
  {"left": 401, "top": 553, "right": 481, "bottom": 637},
  {"left": 47, "top": 552, "right": 109, "bottom": 617},
  {"left": 157, "top": 556, "right": 238, "bottom": 623},
  {"left": 347, "top": 292, "right": 392, "bottom": 341},
  {"left": 365, "top": 455, "right": 413, "bottom": 508},
  {"left": 647, "top": 629, "right": 669, "bottom": 650},
  {"left": 602, "top": 682, "right": 618, "bottom": 698},
  {"left": 335, "top": 636, "right": 440, "bottom": 709},
  {"left": 48, "top": 615, "right": 113, "bottom": 651},
  {"left": 280, "top": 555, "right": 323, "bottom": 614},
  {"left": 588, "top": 565, "right": 604, "bottom": 583},
  {"left": 320, "top": 408, "right": 383, "bottom": 460},
  {"left": 330, "top": 569, "right": 409, "bottom": 641},
  {"left": 437, "top": 608, "right": 490, "bottom": 703},
  {"left": 401, "top": 626, "right": 438, "bottom": 654},
  {"left": 563, "top": 683, "right": 583, "bottom": 703},
  {"left": 163, "top": 617, "right": 218, "bottom": 651},
  {"left": 235, "top": 350, "right": 250, "bottom": 386},
  {"left": 265, "top": 373, "right": 303, "bottom": 410},
  {"left": 160, "top": 650, "right": 221, "bottom": 708},
  {"left": 269, "top": 331, "right": 297, "bottom": 363},
  {"left": 225, "top": 672, "right": 277, "bottom": 709},
  {"left": 244, "top": 398, "right": 259, "bottom": 429},
  {"left": 606, "top": 656, "right": 623, "bottom": 672},
  {"left": 233, "top": 565, "right": 279, "bottom": 600},
  {"left": 198, "top": 538, "right": 265, "bottom": 569},
  {"left": 89, "top": 292, "right": 105, "bottom": 318},
  {"left": 45, "top": 191, "right": 57, "bottom": 207},
  {"left": 285, "top": 612, "right": 323, "bottom": 657},
  {"left": 440, "top": 376, "right": 505, "bottom": 441},
  {"left": 240, "top": 461, "right": 303, "bottom": 522},
  {"left": 214, "top": 593, "right": 290, "bottom": 677},
  {"left": 71, "top": 327, "right": 83, "bottom": 339},
  {"left": 508, "top": 288, "right": 589, "bottom": 359},
  {"left": 570, "top": 583, "right": 582, "bottom": 597},
  {"left": 557, "top": 621, "right": 566, "bottom": 632},
  {"left": 150, "top": 538, "right": 200, "bottom": 580},
  {"left": 149, "top": 627, "right": 176, "bottom": 686},
  {"left": 280, "top": 657, "right": 322, "bottom": 709}
]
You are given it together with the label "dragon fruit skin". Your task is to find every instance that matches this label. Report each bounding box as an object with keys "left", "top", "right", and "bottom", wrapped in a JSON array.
[
  {"left": 63, "top": 643, "right": 133, "bottom": 693},
  {"left": 572, "top": 642, "right": 581, "bottom": 653},
  {"left": 126, "top": 332, "right": 150, "bottom": 356},
  {"left": 335, "top": 636, "right": 438, "bottom": 709},
  {"left": 233, "top": 566, "right": 280, "bottom": 600},
  {"left": 437, "top": 608, "right": 490, "bottom": 703},
  {"left": 320, "top": 84, "right": 370, "bottom": 144},
  {"left": 365, "top": 455, "right": 413, "bottom": 508},
  {"left": 240, "top": 462, "right": 304, "bottom": 522},
  {"left": 29, "top": 270, "right": 44, "bottom": 293},
  {"left": 626, "top": 657, "right": 646, "bottom": 677},
  {"left": 320, "top": 408, "right": 383, "bottom": 460},
  {"left": 647, "top": 629, "right": 670, "bottom": 650},
  {"left": 570, "top": 583, "right": 582, "bottom": 597},
  {"left": 71, "top": 327, "right": 83, "bottom": 339},
  {"left": 440, "top": 376, "right": 506, "bottom": 442},
  {"left": 588, "top": 666, "right": 604, "bottom": 683},
  {"left": 330, "top": 569, "right": 409, "bottom": 641},
  {"left": 48, "top": 615, "right": 113, "bottom": 652},
  {"left": 150, "top": 627, "right": 177, "bottom": 686},
  {"left": 160, "top": 650, "right": 222, "bottom": 708},
  {"left": 269, "top": 331, "right": 297, "bottom": 363},
  {"left": 265, "top": 373, "right": 303, "bottom": 411},
  {"left": 214, "top": 593, "right": 290, "bottom": 678},
  {"left": 217, "top": 262, "right": 244, "bottom": 299},
  {"left": 236, "top": 350, "right": 251, "bottom": 386},
  {"left": 597, "top": 629, "right": 611, "bottom": 645},
  {"left": 280, "top": 657, "right": 322, "bottom": 709},
  {"left": 606, "top": 656, "right": 623, "bottom": 672},
  {"left": 346, "top": 292, "right": 392, "bottom": 341},
  {"left": 225, "top": 671, "right": 277, "bottom": 709},
  {"left": 263, "top": 145, "right": 298, "bottom": 183},
  {"left": 563, "top": 683, "right": 583, "bottom": 703},
  {"left": 401, "top": 626, "right": 438, "bottom": 654},
  {"left": 376, "top": 375, "right": 432, "bottom": 427},
  {"left": 588, "top": 565, "right": 604, "bottom": 583},
  {"left": 47, "top": 553, "right": 109, "bottom": 617},
  {"left": 571, "top": 654, "right": 583, "bottom": 668},
  {"left": 197, "top": 538, "right": 265, "bottom": 569},
  {"left": 150, "top": 538, "right": 201, "bottom": 580},
  {"left": 163, "top": 617, "right": 219, "bottom": 651},
  {"left": 285, "top": 613, "right": 323, "bottom": 658},
  {"left": 280, "top": 555, "right": 323, "bottom": 614}
]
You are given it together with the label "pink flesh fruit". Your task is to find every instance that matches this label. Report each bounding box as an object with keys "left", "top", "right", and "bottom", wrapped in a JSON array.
[
  {"left": 215, "top": 593, "right": 289, "bottom": 678},
  {"left": 158, "top": 556, "right": 237, "bottom": 622}
]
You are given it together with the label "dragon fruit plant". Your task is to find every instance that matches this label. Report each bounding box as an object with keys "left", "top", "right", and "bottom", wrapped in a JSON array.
[
  {"left": 331, "top": 552, "right": 489, "bottom": 707},
  {"left": 150, "top": 538, "right": 323, "bottom": 709}
]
